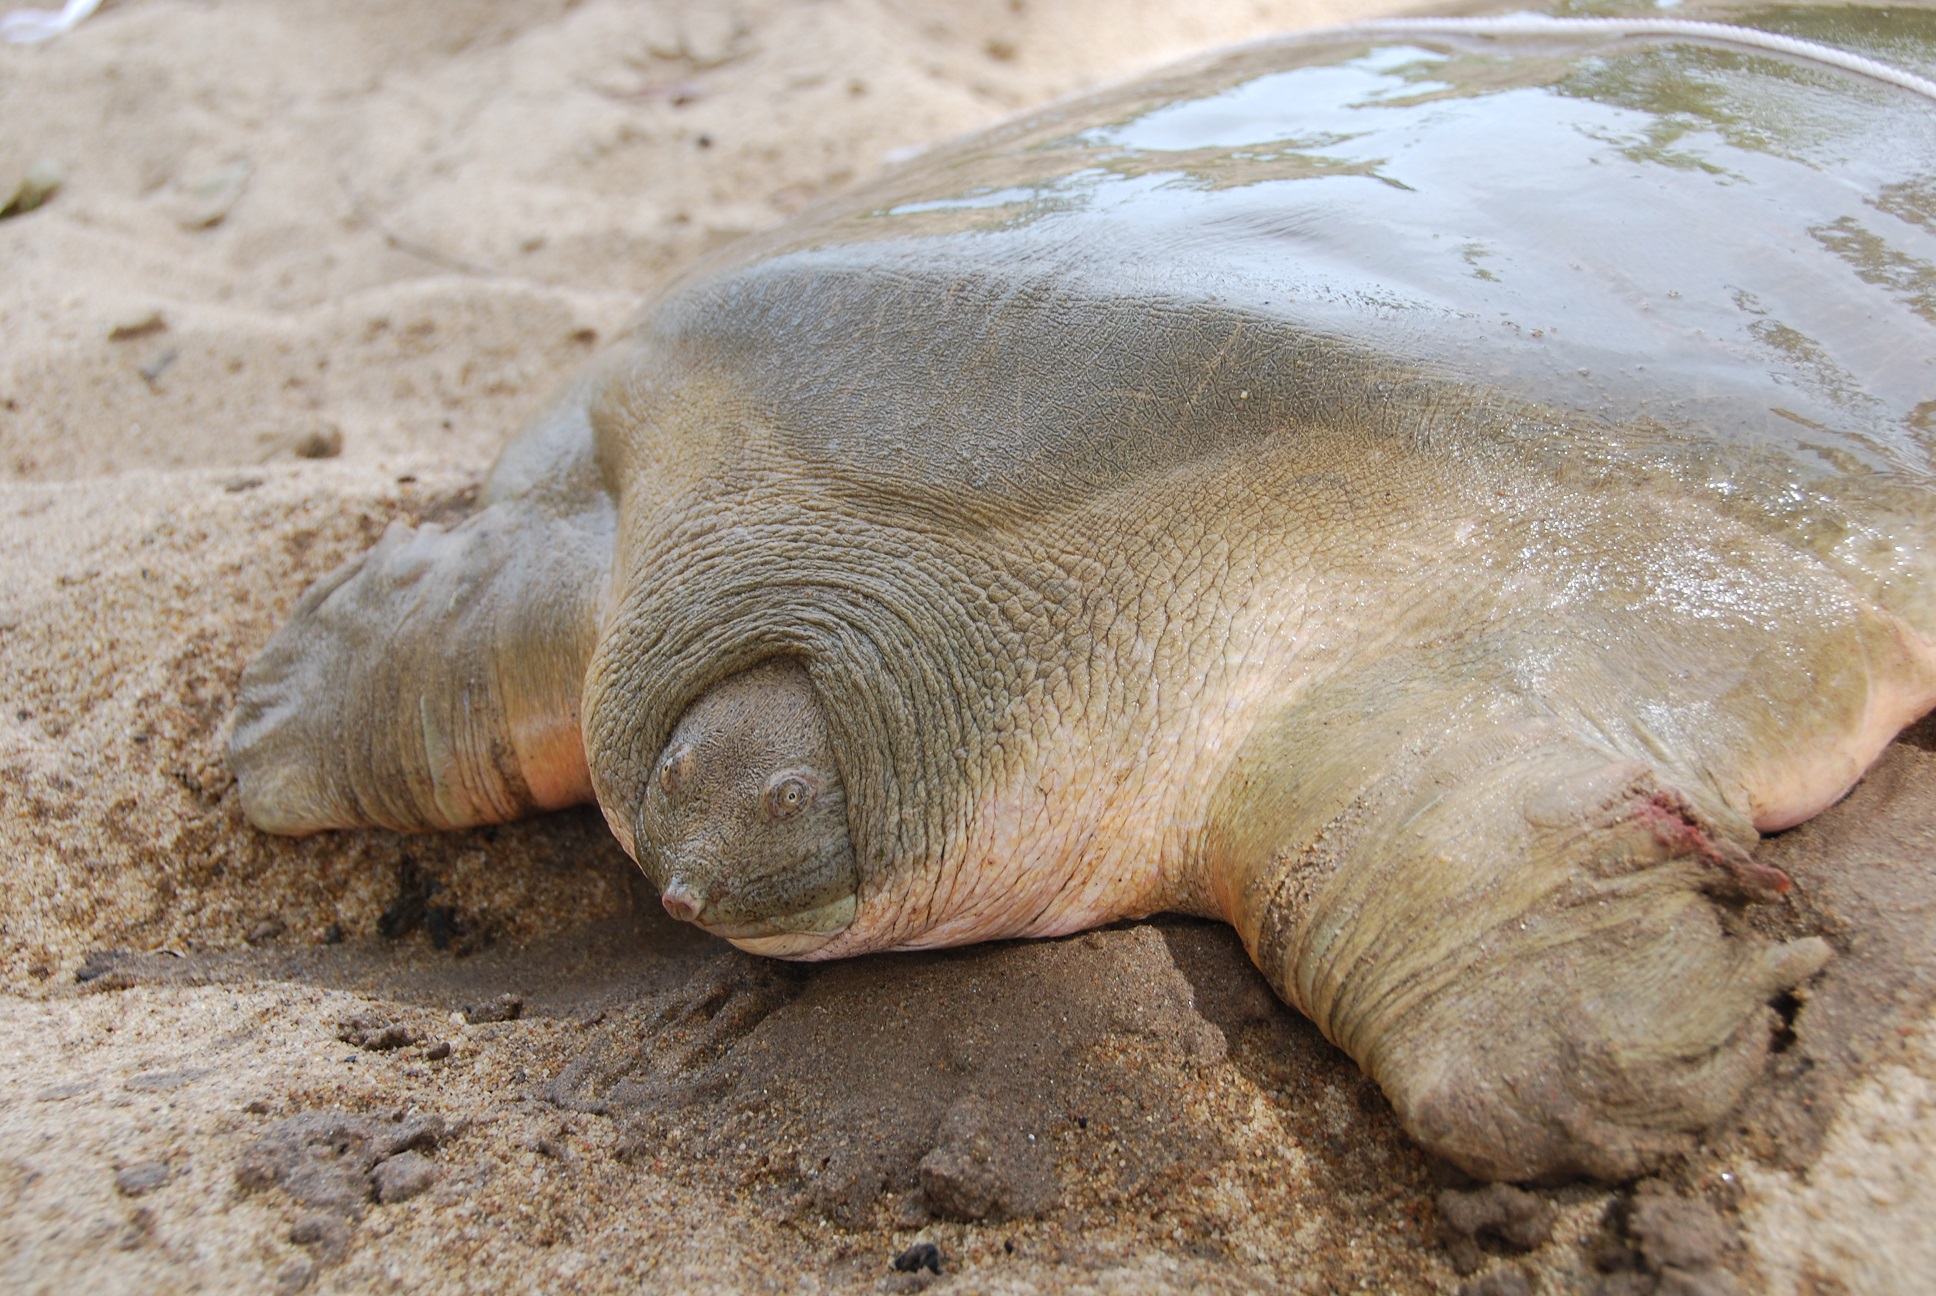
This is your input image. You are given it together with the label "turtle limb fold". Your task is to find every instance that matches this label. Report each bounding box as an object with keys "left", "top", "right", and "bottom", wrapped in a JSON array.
[
  {"left": 1230, "top": 724, "right": 1830, "bottom": 1183},
  {"left": 229, "top": 404, "right": 615, "bottom": 835}
]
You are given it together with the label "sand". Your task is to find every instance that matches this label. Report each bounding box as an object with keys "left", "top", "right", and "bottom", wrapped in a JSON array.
[{"left": 3, "top": 1, "right": 1935, "bottom": 1292}]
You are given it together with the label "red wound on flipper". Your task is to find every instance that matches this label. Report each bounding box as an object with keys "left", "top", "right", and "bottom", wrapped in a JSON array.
[{"left": 1635, "top": 789, "right": 1792, "bottom": 901}]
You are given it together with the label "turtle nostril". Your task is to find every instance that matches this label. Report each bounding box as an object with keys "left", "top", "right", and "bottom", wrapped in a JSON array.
[{"left": 661, "top": 880, "right": 705, "bottom": 924}]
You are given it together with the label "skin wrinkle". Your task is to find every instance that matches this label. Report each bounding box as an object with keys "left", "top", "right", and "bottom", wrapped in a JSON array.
[
  {"left": 919, "top": 454, "right": 1333, "bottom": 942},
  {"left": 1301, "top": 740, "right": 1549, "bottom": 1053},
  {"left": 595, "top": 495, "right": 1001, "bottom": 945},
  {"left": 388, "top": 528, "right": 485, "bottom": 830},
  {"left": 929, "top": 538, "right": 1099, "bottom": 929},
  {"left": 1152, "top": 489, "right": 1242, "bottom": 905},
  {"left": 321, "top": 539, "right": 406, "bottom": 829}
]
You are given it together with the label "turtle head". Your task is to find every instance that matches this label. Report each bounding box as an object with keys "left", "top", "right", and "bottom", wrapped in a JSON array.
[{"left": 636, "top": 658, "right": 859, "bottom": 957}]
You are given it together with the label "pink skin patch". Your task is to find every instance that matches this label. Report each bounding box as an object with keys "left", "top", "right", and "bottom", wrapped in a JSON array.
[
  {"left": 661, "top": 881, "right": 702, "bottom": 923},
  {"left": 1634, "top": 789, "right": 1792, "bottom": 901},
  {"left": 513, "top": 728, "right": 597, "bottom": 813},
  {"left": 1746, "top": 672, "right": 1936, "bottom": 833}
]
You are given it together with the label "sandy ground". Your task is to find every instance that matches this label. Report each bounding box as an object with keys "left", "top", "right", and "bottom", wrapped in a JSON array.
[{"left": 3, "top": 0, "right": 1936, "bottom": 1292}]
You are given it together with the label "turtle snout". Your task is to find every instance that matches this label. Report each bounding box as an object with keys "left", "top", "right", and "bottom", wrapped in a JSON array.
[{"left": 661, "top": 877, "right": 706, "bottom": 924}]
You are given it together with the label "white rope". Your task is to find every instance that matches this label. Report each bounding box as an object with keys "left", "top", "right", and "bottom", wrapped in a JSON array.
[
  {"left": 1346, "top": 12, "right": 1936, "bottom": 103},
  {"left": 1, "top": 0, "right": 100, "bottom": 45}
]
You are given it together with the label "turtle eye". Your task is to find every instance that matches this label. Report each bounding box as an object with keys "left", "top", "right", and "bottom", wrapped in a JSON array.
[
  {"left": 658, "top": 745, "right": 694, "bottom": 796},
  {"left": 763, "top": 772, "right": 818, "bottom": 821}
]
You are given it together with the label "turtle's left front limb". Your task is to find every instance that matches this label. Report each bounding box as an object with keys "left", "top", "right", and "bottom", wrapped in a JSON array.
[{"left": 229, "top": 392, "right": 614, "bottom": 835}]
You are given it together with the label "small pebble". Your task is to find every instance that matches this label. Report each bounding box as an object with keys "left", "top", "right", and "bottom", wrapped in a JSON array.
[
  {"left": 292, "top": 425, "right": 343, "bottom": 459},
  {"left": 289, "top": 1211, "right": 348, "bottom": 1264},
  {"left": 247, "top": 918, "right": 286, "bottom": 945},
  {"left": 892, "top": 1242, "right": 942, "bottom": 1275},
  {"left": 424, "top": 1041, "right": 452, "bottom": 1061},
  {"left": 140, "top": 349, "right": 179, "bottom": 386},
  {"left": 114, "top": 1161, "right": 171, "bottom": 1197},
  {"left": 337, "top": 1017, "right": 417, "bottom": 1051},
  {"left": 371, "top": 1150, "right": 439, "bottom": 1203},
  {"left": 462, "top": 993, "right": 523, "bottom": 1024},
  {"left": 36, "top": 1081, "right": 94, "bottom": 1102},
  {"left": 276, "top": 1259, "right": 316, "bottom": 1294},
  {"left": 168, "top": 159, "right": 252, "bottom": 230},
  {"left": 107, "top": 312, "right": 168, "bottom": 343},
  {"left": 1, "top": 158, "right": 64, "bottom": 218}
]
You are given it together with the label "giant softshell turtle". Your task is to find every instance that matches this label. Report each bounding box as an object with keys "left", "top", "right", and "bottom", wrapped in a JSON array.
[{"left": 229, "top": 9, "right": 1936, "bottom": 1182}]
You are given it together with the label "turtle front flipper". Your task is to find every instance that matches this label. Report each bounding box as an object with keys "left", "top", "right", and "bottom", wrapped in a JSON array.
[
  {"left": 1219, "top": 704, "right": 1831, "bottom": 1183},
  {"left": 229, "top": 393, "right": 615, "bottom": 835}
]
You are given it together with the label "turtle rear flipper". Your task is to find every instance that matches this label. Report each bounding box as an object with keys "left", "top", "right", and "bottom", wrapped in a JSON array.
[
  {"left": 1228, "top": 721, "right": 1831, "bottom": 1182},
  {"left": 229, "top": 398, "right": 614, "bottom": 835}
]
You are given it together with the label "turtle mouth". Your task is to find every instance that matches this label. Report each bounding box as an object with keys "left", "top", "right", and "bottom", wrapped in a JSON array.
[
  {"left": 667, "top": 889, "right": 858, "bottom": 957},
  {"left": 700, "top": 891, "right": 856, "bottom": 938},
  {"left": 727, "top": 927, "right": 846, "bottom": 958},
  {"left": 714, "top": 894, "right": 858, "bottom": 957}
]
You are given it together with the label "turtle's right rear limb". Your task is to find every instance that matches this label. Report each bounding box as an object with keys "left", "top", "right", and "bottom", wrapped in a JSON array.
[
  {"left": 1217, "top": 707, "right": 1830, "bottom": 1183},
  {"left": 228, "top": 387, "right": 616, "bottom": 835}
]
